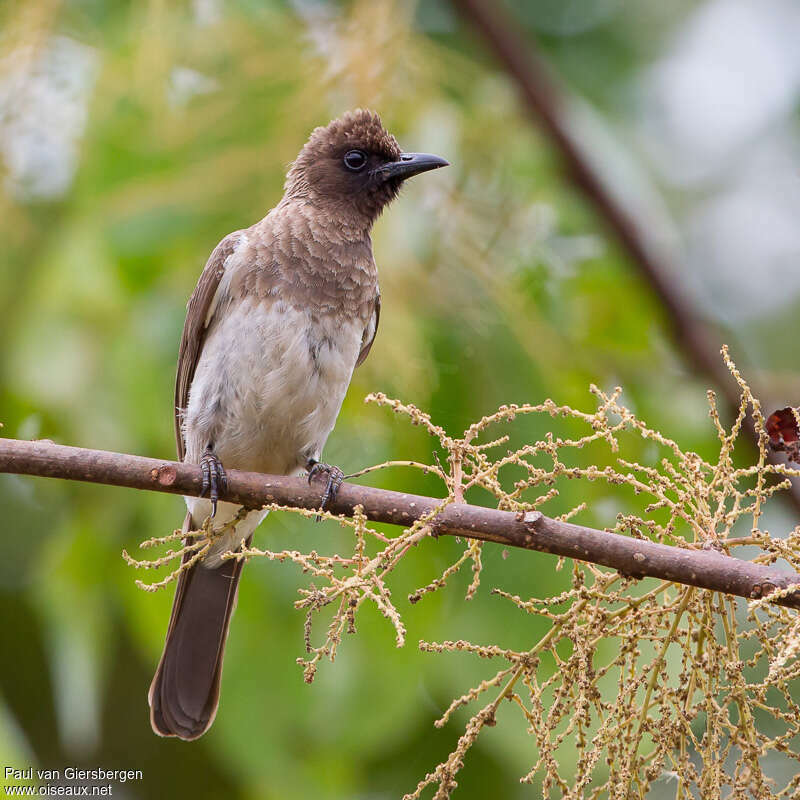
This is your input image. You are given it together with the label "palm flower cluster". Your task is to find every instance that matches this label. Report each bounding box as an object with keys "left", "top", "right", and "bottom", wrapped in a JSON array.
[{"left": 126, "top": 348, "right": 800, "bottom": 798}]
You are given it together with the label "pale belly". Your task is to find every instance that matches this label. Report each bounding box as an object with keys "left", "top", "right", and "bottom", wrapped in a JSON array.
[{"left": 181, "top": 296, "right": 363, "bottom": 564}]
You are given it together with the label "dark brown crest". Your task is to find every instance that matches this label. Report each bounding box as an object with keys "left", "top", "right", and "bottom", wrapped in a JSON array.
[
  {"left": 284, "top": 109, "right": 405, "bottom": 225},
  {"left": 300, "top": 109, "right": 401, "bottom": 162}
]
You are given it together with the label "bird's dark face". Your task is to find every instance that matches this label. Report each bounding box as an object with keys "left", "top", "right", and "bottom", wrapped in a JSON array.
[{"left": 285, "top": 109, "right": 448, "bottom": 227}]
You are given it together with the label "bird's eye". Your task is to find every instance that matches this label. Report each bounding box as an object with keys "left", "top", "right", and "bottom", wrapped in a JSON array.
[{"left": 343, "top": 150, "right": 368, "bottom": 171}]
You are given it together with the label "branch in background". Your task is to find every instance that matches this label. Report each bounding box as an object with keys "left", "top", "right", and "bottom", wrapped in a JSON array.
[
  {"left": 1, "top": 437, "right": 799, "bottom": 609},
  {"left": 449, "top": 0, "right": 800, "bottom": 511}
]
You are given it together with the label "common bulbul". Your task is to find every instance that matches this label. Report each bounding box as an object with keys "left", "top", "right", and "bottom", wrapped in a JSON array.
[{"left": 149, "top": 109, "right": 448, "bottom": 739}]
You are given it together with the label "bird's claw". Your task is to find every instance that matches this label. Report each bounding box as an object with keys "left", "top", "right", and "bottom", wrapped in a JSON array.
[
  {"left": 307, "top": 460, "right": 344, "bottom": 512},
  {"left": 200, "top": 448, "right": 227, "bottom": 517}
]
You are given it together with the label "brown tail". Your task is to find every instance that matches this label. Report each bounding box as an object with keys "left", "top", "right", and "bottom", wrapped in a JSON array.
[{"left": 149, "top": 512, "right": 250, "bottom": 740}]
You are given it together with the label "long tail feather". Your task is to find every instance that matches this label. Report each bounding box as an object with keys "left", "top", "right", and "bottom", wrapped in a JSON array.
[{"left": 149, "top": 512, "right": 250, "bottom": 740}]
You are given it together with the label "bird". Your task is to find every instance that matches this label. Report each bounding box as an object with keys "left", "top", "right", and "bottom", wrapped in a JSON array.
[{"left": 148, "top": 109, "right": 448, "bottom": 740}]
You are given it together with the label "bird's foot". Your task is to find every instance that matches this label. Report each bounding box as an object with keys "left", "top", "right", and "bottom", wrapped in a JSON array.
[
  {"left": 200, "top": 446, "right": 227, "bottom": 517},
  {"left": 307, "top": 459, "right": 344, "bottom": 512}
]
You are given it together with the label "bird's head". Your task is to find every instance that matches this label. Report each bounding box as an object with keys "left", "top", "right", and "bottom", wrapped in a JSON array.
[{"left": 284, "top": 109, "right": 448, "bottom": 228}]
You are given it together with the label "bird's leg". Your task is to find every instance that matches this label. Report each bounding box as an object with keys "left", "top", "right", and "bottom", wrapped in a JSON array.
[
  {"left": 306, "top": 458, "right": 344, "bottom": 511},
  {"left": 200, "top": 444, "right": 227, "bottom": 517}
]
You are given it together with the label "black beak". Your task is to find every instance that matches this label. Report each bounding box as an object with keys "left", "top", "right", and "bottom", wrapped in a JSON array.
[{"left": 376, "top": 152, "right": 449, "bottom": 182}]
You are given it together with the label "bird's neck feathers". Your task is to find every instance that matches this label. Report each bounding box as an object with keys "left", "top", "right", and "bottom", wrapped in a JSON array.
[
  {"left": 280, "top": 172, "right": 397, "bottom": 239},
  {"left": 237, "top": 202, "right": 378, "bottom": 321},
  {"left": 263, "top": 197, "right": 376, "bottom": 262},
  {"left": 276, "top": 192, "right": 376, "bottom": 243}
]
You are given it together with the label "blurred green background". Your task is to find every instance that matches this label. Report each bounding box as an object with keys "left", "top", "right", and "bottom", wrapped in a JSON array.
[{"left": 2, "top": 0, "right": 800, "bottom": 797}]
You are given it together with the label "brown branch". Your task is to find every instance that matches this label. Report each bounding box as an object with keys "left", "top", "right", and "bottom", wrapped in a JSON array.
[
  {"left": 449, "top": 0, "right": 800, "bottom": 512},
  {"left": 2, "top": 437, "right": 799, "bottom": 609}
]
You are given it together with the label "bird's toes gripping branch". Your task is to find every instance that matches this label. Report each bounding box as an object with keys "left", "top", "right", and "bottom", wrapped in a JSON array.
[
  {"left": 200, "top": 445, "right": 227, "bottom": 517},
  {"left": 306, "top": 459, "right": 345, "bottom": 512}
]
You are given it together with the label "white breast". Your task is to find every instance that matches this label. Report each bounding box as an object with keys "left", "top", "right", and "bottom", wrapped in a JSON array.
[
  {"left": 184, "top": 295, "right": 363, "bottom": 475},
  {"left": 182, "top": 295, "right": 363, "bottom": 566}
]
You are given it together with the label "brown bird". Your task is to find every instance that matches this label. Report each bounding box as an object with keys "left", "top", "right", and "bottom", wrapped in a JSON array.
[{"left": 149, "top": 109, "right": 448, "bottom": 739}]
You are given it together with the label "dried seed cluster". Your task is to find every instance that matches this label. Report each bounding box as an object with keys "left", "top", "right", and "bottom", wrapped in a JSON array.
[{"left": 126, "top": 348, "right": 800, "bottom": 798}]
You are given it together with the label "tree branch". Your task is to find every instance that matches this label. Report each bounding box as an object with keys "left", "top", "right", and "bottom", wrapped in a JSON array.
[
  {"left": 449, "top": 0, "right": 800, "bottom": 512},
  {"left": 2, "top": 437, "right": 799, "bottom": 609}
]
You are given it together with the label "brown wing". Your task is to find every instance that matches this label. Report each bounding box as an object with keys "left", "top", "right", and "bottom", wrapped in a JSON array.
[
  {"left": 355, "top": 293, "right": 380, "bottom": 368},
  {"left": 174, "top": 231, "right": 243, "bottom": 460}
]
